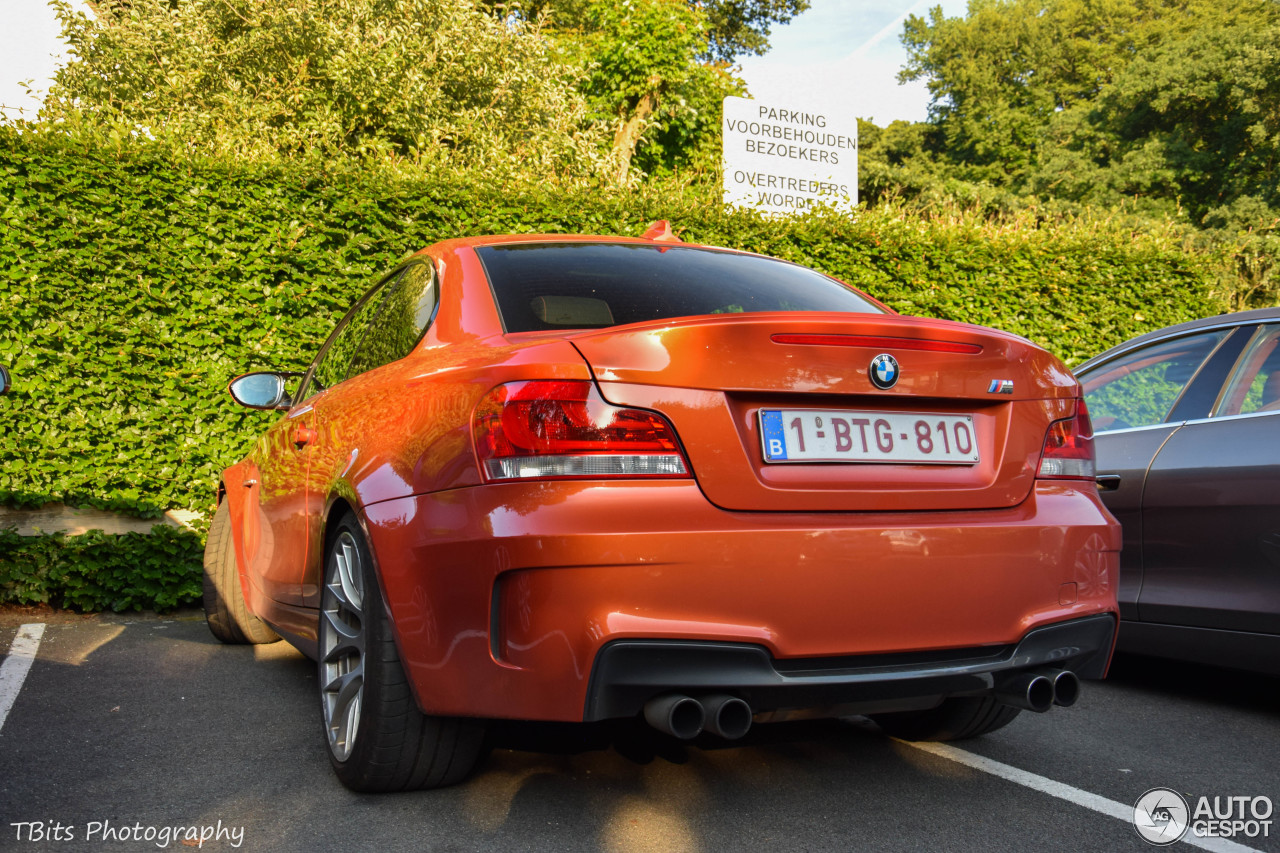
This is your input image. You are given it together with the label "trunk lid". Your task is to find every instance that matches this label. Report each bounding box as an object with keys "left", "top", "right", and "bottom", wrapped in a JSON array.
[{"left": 564, "top": 313, "right": 1078, "bottom": 512}]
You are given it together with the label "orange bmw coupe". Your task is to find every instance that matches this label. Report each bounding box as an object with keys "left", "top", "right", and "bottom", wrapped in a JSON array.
[{"left": 205, "top": 224, "right": 1120, "bottom": 792}]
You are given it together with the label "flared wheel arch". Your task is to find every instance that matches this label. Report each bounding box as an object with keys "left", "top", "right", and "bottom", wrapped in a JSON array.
[
  {"left": 320, "top": 498, "right": 401, "bottom": 661},
  {"left": 317, "top": 501, "right": 486, "bottom": 791},
  {"left": 322, "top": 499, "right": 384, "bottom": 593}
]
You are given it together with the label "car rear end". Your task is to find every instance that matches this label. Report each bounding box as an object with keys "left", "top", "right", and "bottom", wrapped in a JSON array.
[{"left": 369, "top": 239, "right": 1120, "bottom": 736}]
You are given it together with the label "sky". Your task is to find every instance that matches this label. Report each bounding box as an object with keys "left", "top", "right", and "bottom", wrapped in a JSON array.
[
  {"left": 0, "top": 0, "right": 81, "bottom": 121},
  {"left": 736, "top": 0, "right": 969, "bottom": 126},
  {"left": 1, "top": 0, "right": 968, "bottom": 125}
]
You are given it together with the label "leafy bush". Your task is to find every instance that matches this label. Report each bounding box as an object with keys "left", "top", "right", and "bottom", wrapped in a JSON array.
[
  {"left": 45, "top": 0, "right": 600, "bottom": 175},
  {"left": 0, "top": 526, "right": 203, "bottom": 611}
]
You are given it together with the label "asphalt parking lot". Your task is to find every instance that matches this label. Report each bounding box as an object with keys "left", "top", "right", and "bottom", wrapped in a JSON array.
[{"left": 1, "top": 610, "right": 1276, "bottom": 853}]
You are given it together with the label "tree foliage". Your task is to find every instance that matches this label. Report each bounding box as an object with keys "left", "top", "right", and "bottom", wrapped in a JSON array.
[
  {"left": 1034, "top": 17, "right": 1280, "bottom": 225},
  {"left": 474, "top": 0, "right": 802, "bottom": 178},
  {"left": 549, "top": 0, "right": 744, "bottom": 179},
  {"left": 893, "top": 0, "right": 1280, "bottom": 231},
  {"left": 488, "top": 0, "right": 808, "bottom": 62},
  {"left": 38, "top": 0, "right": 801, "bottom": 182},
  {"left": 42, "top": 0, "right": 601, "bottom": 174},
  {"left": 699, "top": 0, "right": 809, "bottom": 62}
]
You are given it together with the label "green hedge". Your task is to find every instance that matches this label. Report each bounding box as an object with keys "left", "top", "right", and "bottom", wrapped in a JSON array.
[
  {"left": 0, "top": 527, "right": 202, "bottom": 611},
  {"left": 0, "top": 129, "right": 1230, "bottom": 609}
]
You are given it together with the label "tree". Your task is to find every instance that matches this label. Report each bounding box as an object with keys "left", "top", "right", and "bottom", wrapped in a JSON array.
[
  {"left": 43, "top": 0, "right": 601, "bottom": 173},
  {"left": 484, "top": 0, "right": 808, "bottom": 62},
  {"left": 557, "top": 0, "right": 746, "bottom": 180},
  {"left": 898, "top": 0, "right": 1279, "bottom": 227},
  {"left": 485, "top": 0, "right": 801, "bottom": 179},
  {"left": 699, "top": 0, "right": 809, "bottom": 62},
  {"left": 1032, "top": 18, "right": 1280, "bottom": 224},
  {"left": 898, "top": 0, "right": 1250, "bottom": 181},
  {"left": 44, "top": 0, "right": 808, "bottom": 182},
  {"left": 630, "top": 62, "right": 745, "bottom": 177}
]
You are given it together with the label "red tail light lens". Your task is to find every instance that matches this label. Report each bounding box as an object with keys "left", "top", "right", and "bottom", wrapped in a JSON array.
[
  {"left": 1037, "top": 398, "right": 1097, "bottom": 479},
  {"left": 473, "top": 381, "right": 690, "bottom": 481}
]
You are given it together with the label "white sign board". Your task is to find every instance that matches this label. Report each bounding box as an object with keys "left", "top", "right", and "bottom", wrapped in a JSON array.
[{"left": 722, "top": 96, "right": 857, "bottom": 216}]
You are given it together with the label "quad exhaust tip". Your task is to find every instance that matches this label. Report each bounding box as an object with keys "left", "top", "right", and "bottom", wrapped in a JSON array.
[
  {"left": 643, "top": 694, "right": 753, "bottom": 740},
  {"left": 641, "top": 671, "right": 1077, "bottom": 738},
  {"left": 701, "top": 694, "right": 753, "bottom": 740},
  {"left": 1047, "top": 668, "right": 1081, "bottom": 707},
  {"left": 643, "top": 694, "right": 705, "bottom": 740},
  {"left": 994, "top": 668, "right": 1082, "bottom": 712}
]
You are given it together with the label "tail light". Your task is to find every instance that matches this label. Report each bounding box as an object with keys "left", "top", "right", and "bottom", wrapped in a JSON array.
[
  {"left": 1037, "top": 398, "right": 1096, "bottom": 479},
  {"left": 473, "top": 380, "right": 690, "bottom": 482}
]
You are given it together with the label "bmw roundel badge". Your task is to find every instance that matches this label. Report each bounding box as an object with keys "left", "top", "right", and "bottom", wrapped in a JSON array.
[{"left": 869, "top": 353, "right": 900, "bottom": 389}]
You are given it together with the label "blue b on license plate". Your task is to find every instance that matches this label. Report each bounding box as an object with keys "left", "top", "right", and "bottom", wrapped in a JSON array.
[{"left": 760, "top": 409, "right": 980, "bottom": 465}]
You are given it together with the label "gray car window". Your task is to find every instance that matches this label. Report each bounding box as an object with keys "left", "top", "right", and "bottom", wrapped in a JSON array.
[
  {"left": 1219, "top": 325, "right": 1280, "bottom": 416},
  {"left": 1080, "top": 330, "right": 1229, "bottom": 431}
]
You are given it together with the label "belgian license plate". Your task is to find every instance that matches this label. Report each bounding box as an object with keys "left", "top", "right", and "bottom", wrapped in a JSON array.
[{"left": 759, "top": 409, "right": 980, "bottom": 465}]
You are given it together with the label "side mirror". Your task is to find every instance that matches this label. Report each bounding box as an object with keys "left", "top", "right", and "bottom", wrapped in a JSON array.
[
  {"left": 228, "top": 372, "right": 293, "bottom": 410},
  {"left": 0, "top": 366, "right": 9, "bottom": 395}
]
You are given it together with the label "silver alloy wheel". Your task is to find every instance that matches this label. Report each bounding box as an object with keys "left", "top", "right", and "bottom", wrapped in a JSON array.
[{"left": 321, "top": 530, "right": 366, "bottom": 761}]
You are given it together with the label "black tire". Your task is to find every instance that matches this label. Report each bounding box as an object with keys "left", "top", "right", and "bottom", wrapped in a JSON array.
[
  {"left": 318, "top": 513, "right": 486, "bottom": 792},
  {"left": 870, "top": 696, "right": 1021, "bottom": 741},
  {"left": 203, "top": 500, "right": 280, "bottom": 645}
]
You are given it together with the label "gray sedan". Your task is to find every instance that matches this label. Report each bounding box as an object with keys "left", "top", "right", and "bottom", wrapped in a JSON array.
[{"left": 1074, "top": 307, "right": 1280, "bottom": 675}]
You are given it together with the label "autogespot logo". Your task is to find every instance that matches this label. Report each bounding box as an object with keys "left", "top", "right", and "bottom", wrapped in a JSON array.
[
  {"left": 1133, "top": 788, "right": 1276, "bottom": 844},
  {"left": 1134, "top": 788, "right": 1190, "bottom": 845}
]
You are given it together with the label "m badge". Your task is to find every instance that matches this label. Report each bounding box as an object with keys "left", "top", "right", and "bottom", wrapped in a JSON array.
[{"left": 988, "top": 379, "right": 1015, "bottom": 395}]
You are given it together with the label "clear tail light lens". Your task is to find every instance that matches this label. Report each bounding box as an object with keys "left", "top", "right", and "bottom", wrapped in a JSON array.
[
  {"left": 1037, "top": 397, "right": 1097, "bottom": 479},
  {"left": 473, "top": 380, "right": 690, "bottom": 482}
]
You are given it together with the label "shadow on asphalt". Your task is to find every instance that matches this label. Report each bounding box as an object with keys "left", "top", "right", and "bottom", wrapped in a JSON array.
[
  {"left": 486, "top": 715, "right": 875, "bottom": 768},
  {"left": 1106, "top": 651, "right": 1280, "bottom": 713}
]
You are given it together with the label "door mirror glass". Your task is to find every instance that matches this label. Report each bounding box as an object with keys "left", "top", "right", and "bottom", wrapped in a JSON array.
[
  {"left": 228, "top": 372, "right": 292, "bottom": 410},
  {"left": 0, "top": 366, "right": 9, "bottom": 395}
]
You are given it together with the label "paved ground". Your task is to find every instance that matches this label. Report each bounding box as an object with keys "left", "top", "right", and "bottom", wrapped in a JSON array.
[{"left": 1, "top": 610, "right": 1276, "bottom": 853}]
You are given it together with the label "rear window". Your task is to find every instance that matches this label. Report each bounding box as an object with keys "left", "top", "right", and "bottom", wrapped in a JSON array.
[{"left": 476, "top": 242, "right": 886, "bottom": 333}]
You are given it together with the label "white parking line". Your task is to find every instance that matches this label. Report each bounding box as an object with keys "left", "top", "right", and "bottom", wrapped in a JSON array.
[
  {"left": 0, "top": 623, "right": 46, "bottom": 735},
  {"left": 903, "top": 740, "right": 1264, "bottom": 853}
]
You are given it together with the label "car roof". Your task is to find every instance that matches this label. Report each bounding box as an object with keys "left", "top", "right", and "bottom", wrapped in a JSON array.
[{"left": 1075, "top": 307, "right": 1280, "bottom": 374}]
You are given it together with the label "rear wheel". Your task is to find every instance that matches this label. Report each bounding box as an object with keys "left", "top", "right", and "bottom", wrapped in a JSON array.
[
  {"left": 318, "top": 513, "right": 486, "bottom": 792},
  {"left": 870, "top": 696, "right": 1020, "bottom": 741},
  {"left": 202, "top": 500, "right": 279, "bottom": 645}
]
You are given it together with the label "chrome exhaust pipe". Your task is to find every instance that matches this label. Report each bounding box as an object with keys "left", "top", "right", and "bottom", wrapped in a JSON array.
[
  {"left": 994, "top": 671, "right": 1055, "bottom": 713},
  {"left": 643, "top": 694, "right": 705, "bottom": 740},
  {"left": 699, "top": 694, "right": 753, "bottom": 740}
]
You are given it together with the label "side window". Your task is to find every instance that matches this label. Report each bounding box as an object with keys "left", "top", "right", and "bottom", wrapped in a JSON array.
[
  {"left": 1080, "top": 330, "right": 1228, "bottom": 432},
  {"left": 1218, "top": 326, "right": 1280, "bottom": 416},
  {"left": 306, "top": 270, "right": 402, "bottom": 396},
  {"left": 346, "top": 260, "right": 439, "bottom": 378}
]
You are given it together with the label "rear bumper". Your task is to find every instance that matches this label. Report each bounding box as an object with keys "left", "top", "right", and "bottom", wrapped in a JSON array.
[
  {"left": 584, "top": 614, "right": 1116, "bottom": 721},
  {"left": 362, "top": 480, "right": 1119, "bottom": 723}
]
